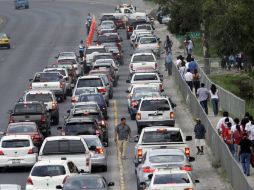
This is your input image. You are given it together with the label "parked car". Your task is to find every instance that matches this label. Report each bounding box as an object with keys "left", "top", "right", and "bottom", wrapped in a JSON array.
[{"left": 0, "top": 33, "right": 11, "bottom": 49}]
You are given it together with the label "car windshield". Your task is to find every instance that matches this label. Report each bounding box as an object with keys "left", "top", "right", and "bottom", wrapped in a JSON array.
[
  {"left": 137, "top": 25, "right": 151, "bottom": 30},
  {"left": 149, "top": 155, "right": 184, "bottom": 163},
  {"left": 77, "top": 79, "right": 103, "bottom": 88},
  {"left": 84, "top": 138, "right": 102, "bottom": 149},
  {"left": 78, "top": 94, "right": 104, "bottom": 105},
  {"left": 26, "top": 94, "right": 53, "bottom": 102},
  {"left": 63, "top": 177, "right": 105, "bottom": 190},
  {"left": 140, "top": 99, "right": 170, "bottom": 111},
  {"left": 58, "top": 59, "right": 76, "bottom": 64},
  {"left": 2, "top": 140, "right": 30, "bottom": 148},
  {"left": 133, "top": 74, "right": 158, "bottom": 81},
  {"left": 85, "top": 48, "right": 106, "bottom": 54},
  {"left": 0, "top": 33, "right": 7, "bottom": 38},
  {"left": 133, "top": 91, "right": 160, "bottom": 100},
  {"left": 42, "top": 140, "right": 86, "bottom": 155},
  {"left": 65, "top": 122, "right": 96, "bottom": 135},
  {"left": 33, "top": 73, "right": 62, "bottom": 82},
  {"left": 98, "top": 35, "right": 119, "bottom": 43},
  {"left": 132, "top": 55, "right": 155, "bottom": 62},
  {"left": 31, "top": 165, "right": 66, "bottom": 177},
  {"left": 73, "top": 112, "right": 102, "bottom": 120},
  {"left": 140, "top": 37, "right": 157, "bottom": 44},
  {"left": 153, "top": 173, "right": 190, "bottom": 184},
  {"left": 14, "top": 104, "right": 43, "bottom": 114},
  {"left": 7, "top": 124, "right": 37, "bottom": 133},
  {"left": 45, "top": 69, "right": 66, "bottom": 76},
  {"left": 75, "top": 88, "right": 98, "bottom": 96},
  {"left": 141, "top": 130, "right": 183, "bottom": 143}
]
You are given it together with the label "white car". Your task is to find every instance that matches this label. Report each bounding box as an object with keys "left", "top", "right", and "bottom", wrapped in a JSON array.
[
  {"left": 145, "top": 168, "right": 199, "bottom": 190},
  {"left": 38, "top": 136, "right": 92, "bottom": 173},
  {"left": 71, "top": 87, "right": 98, "bottom": 104},
  {"left": 85, "top": 45, "right": 106, "bottom": 67},
  {"left": 129, "top": 52, "right": 157, "bottom": 73},
  {"left": 0, "top": 135, "right": 38, "bottom": 168},
  {"left": 135, "top": 36, "right": 160, "bottom": 56},
  {"left": 26, "top": 160, "right": 80, "bottom": 190},
  {"left": 130, "top": 30, "right": 151, "bottom": 45},
  {"left": 135, "top": 24, "right": 154, "bottom": 33},
  {"left": 0, "top": 184, "right": 21, "bottom": 190}
]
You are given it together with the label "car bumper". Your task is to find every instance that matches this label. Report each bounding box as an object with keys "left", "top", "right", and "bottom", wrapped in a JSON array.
[
  {"left": 0, "top": 156, "right": 37, "bottom": 167},
  {"left": 137, "top": 120, "right": 175, "bottom": 128},
  {"left": 0, "top": 43, "right": 10, "bottom": 47},
  {"left": 91, "top": 155, "right": 107, "bottom": 166},
  {"left": 51, "top": 90, "right": 64, "bottom": 96}
]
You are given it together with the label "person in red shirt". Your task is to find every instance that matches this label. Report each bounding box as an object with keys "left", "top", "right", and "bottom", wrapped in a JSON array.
[
  {"left": 222, "top": 122, "right": 235, "bottom": 155},
  {"left": 233, "top": 124, "right": 243, "bottom": 161}
]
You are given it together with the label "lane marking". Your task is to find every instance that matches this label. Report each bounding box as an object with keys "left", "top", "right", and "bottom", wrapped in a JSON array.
[{"left": 113, "top": 100, "right": 125, "bottom": 190}]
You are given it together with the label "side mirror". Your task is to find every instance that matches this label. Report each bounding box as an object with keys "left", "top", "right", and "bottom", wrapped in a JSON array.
[
  {"left": 56, "top": 185, "right": 63, "bottom": 189},
  {"left": 54, "top": 55, "right": 59, "bottom": 59},
  {"left": 103, "top": 142, "right": 108, "bottom": 147},
  {"left": 134, "top": 135, "right": 139, "bottom": 142},
  {"left": 108, "top": 182, "right": 115, "bottom": 187},
  {"left": 188, "top": 156, "right": 195, "bottom": 162},
  {"left": 195, "top": 179, "right": 200, "bottom": 183},
  {"left": 126, "top": 79, "right": 130, "bottom": 83},
  {"left": 93, "top": 40, "right": 97, "bottom": 43},
  {"left": 90, "top": 145, "right": 97, "bottom": 151},
  {"left": 129, "top": 53, "right": 132, "bottom": 56},
  {"left": 159, "top": 74, "right": 163, "bottom": 78},
  {"left": 186, "top": 136, "right": 192, "bottom": 141},
  {"left": 126, "top": 90, "right": 129, "bottom": 93},
  {"left": 32, "top": 147, "right": 38, "bottom": 153},
  {"left": 140, "top": 182, "right": 147, "bottom": 189},
  {"left": 133, "top": 159, "right": 139, "bottom": 167}
]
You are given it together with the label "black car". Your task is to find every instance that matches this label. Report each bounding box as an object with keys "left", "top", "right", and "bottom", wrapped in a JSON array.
[{"left": 56, "top": 174, "right": 114, "bottom": 190}]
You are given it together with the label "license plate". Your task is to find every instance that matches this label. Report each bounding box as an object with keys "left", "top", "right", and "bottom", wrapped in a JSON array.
[
  {"left": 12, "top": 159, "right": 21, "bottom": 164},
  {"left": 149, "top": 116, "right": 162, "bottom": 120}
]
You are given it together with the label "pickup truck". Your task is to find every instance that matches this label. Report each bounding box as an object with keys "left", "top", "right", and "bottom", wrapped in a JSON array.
[
  {"left": 9, "top": 102, "right": 51, "bottom": 136},
  {"left": 134, "top": 126, "right": 192, "bottom": 166},
  {"left": 29, "top": 72, "right": 66, "bottom": 102},
  {"left": 126, "top": 72, "right": 163, "bottom": 92},
  {"left": 85, "top": 45, "right": 106, "bottom": 69}
]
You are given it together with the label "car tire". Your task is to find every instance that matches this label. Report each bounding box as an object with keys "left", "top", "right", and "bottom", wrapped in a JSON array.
[{"left": 102, "top": 165, "right": 107, "bottom": 172}]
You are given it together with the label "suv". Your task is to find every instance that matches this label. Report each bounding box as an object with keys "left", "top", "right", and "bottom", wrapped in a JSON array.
[
  {"left": 85, "top": 45, "right": 106, "bottom": 69},
  {"left": 9, "top": 102, "right": 51, "bottom": 136},
  {"left": 129, "top": 52, "right": 157, "bottom": 73},
  {"left": 23, "top": 90, "right": 59, "bottom": 125},
  {"left": 135, "top": 36, "right": 160, "bottom": 57},
  {"left": 136, "top": 97, "right": 175, "bottom": 133}
]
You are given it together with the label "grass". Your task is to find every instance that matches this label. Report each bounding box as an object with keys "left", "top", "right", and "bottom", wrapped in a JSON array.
[{"left": 193, "top": 38, "right": 218, "bottom": 58}]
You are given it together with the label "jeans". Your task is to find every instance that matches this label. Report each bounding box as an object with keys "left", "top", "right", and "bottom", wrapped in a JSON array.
[
  {"left": 240, "top": 153, "right": 251, "bottom": 176},
  {"left": 227, "top": 143, "right": 235, "bottom": 155},
  {"left": 200, "top": 100, "right": 208, "bottom": 114},
  {"left": 211, "top": 98, "right": 219, "bottom": 116},
  {"left": 193, "top": 80, "right": 200, "bottom": 95},
  {"left": 234, "top": 144, "right": 239, "bottom": 161},
  {"left": 117, "top": 140, "right": 128, "bottom": 158},
  {"left": 186, "top": 81, "right": 193, "bottom": 91}
]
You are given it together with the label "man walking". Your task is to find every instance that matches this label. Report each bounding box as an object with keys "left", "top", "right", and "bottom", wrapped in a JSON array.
[
  {"left": 197, "top": 83, "right": 210, "bottom": 114},
  {"left": 115, "top": 118, "right": 131, "bottom": 159},
  {"left": 194, "top": 118, "right": 206, "bottom": 155},
  {"left": 165, "top": 50, "right": 173, "bottom": 76},
  {"left": 164, "top": 35, "right": 172, "bottom": 53},
  {"left": 184, "top": 69, "right": 193, "bottom": 91}
]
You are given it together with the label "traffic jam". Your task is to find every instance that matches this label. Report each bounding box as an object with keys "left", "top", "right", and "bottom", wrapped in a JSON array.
[{"left": 0, "top": 3, "right": 200, "bottom": 190}]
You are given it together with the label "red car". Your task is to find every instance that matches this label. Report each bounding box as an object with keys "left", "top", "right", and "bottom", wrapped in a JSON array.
[{"left": 5, "top": 122, "right": 44, "bottom": 147}]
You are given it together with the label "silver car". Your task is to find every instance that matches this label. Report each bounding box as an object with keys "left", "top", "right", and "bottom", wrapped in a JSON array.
[
  {"left": 80, "top": 135, "right": 107, "bottom": 172},
  {"left": 135, "top": 148, "right": 195, "bottom": 190}
]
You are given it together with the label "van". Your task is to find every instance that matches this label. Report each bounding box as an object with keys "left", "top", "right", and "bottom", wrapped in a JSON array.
[{"left": 15, "top": 0, "right": 29, "bottom": 9}]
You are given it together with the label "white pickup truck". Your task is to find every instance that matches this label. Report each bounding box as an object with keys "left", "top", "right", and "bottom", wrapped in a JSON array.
[
  {"left": 116, "top": 7, "right": 146, "bottom": 19},
  {"left": 38, "top": 136, "right": 92, "bottom": 173},
  {"left": 134, "top": 127, "right": 192, "bottom": 166},
  {"left": 126, "top": 72, "right": 163, "bottom": 92},
  {"left": 29, "top": 72, "right": 66, "bottom": 102}
]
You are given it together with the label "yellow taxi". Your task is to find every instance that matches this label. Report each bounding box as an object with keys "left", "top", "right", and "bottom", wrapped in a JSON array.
[{"left": 0, "top": 33, "right": 10, "bottom": 49}]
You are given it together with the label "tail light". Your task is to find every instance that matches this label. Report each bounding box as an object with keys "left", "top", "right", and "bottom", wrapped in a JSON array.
[
  {"left": 96, "top": 147, "right": 104, "bottom": 154},
  {"left": 143, "top": 166, "right": 155, "bottom": 173},
  {"left": 159, "top": 84, "right": 163, "bottom": 91},
  {"left": 41, "top": 116, "right": 46, "bottom": 124},
  {"left": 184, "top": 188, "right": 193, "bottom": 190},
  {"left": 136, "top": 113, "right": 141, "bottom": 120},
  {"left": 181, "top": 165, "right": 193, "bottom": 171},
  {"left": 60, "top": 82, "right": 64, "bottom": 89},
  {"left": 0, "top": 150, "right": 4, "bottom": 155},
  {"left": 131, "top": 100, "right": 138, "bottom": 108},
  {"left": 127, "top": 27, "right": 131, "bottom": 32},
  {"left": 29, "top": 83, "right": 32, "bottom": 90},
  {"left": 185, "top": 147, "right": 190, "bottom": 157},
  {"left": 9, "top": 116, "right": 15, "bottom": 123},
  {"left": 63, "top": 175, "right": 69, "bottom": 184},
  {"left": 26, "top": 177, "right": 33, "bottom": 185},
  {"left": 137, "top": 148, "right": 143, "bottom": 158},
  {"left": 86, "top": 158, "right": 90, "bottom": 166},
  {"left": 130, "top": 64, "right": 133, "bottom": 70},
  {"left": 52, "top": 102, "right": 57, "bottom": 110},
  {"left": 98, "top": 88, "right": 107, "bottom": 93},
  {"left": 169, "top": 112, "right": 174, "bottom": 119},
  {"left": 27, "top": 148, "right": 33, "bottom": 154}
]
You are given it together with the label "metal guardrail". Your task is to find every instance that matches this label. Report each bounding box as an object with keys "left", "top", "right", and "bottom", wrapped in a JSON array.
[{"left": 172, "top": 63, "right": 252, "bottom": 190}]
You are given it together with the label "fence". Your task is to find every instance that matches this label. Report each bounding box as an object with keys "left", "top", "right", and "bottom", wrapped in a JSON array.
[
  {"left": 172, "top": 63, "right": 252, "bottom": 190},
  {"left": 195, "top": 58, "right": 246, "bottom": 119}
]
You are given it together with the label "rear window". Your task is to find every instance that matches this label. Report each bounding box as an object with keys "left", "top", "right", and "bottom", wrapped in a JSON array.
[
  {"left": 140, "top": 37, "right": 157, "bottom": 44},
  {"left": 141, "top": 130, "right": 183, "bottom": 143},
  {"left": 42, "top": 140, "right": 86, "bottom": 155},
  {"left": 75, "top": 88, "right": 98, "bottom": 96},
  {"left": 63, "top": 177, "right": 105, "bottom": 190},
  {"left": 133, "top": 91, "right": 160, "bottom": 100},
  {"left": 133, "top": 74, "right": 158, "bottom": 81},
  {"left": 140, "top": 99, "right": 170, "bottom": 111},
  {"left": 137, "top": 25, "right": 152, "bottom": 30},
  {"left": 85, "top": 48, "right": 106, "bottom": 54},
  {"left": 31, "top": 165, "right": 66, "bottom": 177},
  {"left": 7, "top": 124, "right": 37, "bottom": 133},
  {"left": 97, "top": 35, "right": 119, "bottom": 43},
  {"left": 26, "top": 94, "right": 53, "bottom": 102},
  {"left": 33, "top": 73, "right": 62, "bottom": 82},
  {"left": 65, "top": 122, "right": 96, "bottom": 135},
  {"left": 58, "top": 59, "right": 76, "bottom": 64},
  {"left": 149, "top": 155, "right": 184, "bottom": 163},
  {"left": 78, "top": 94, "right": 104, "bottom": 104},
  {"left": 14, "top": 104, "right": 43, "bottom": 114},
  {"left": 2, "top": 140, "right": 30, "bottom": 148},
  {"left": 84, "top": 138, "right": 102, "bottom": 148},
  {"left": 77, "top": 79, "right": 103, "bottom": 88},
  {"left": 73, "top": 112, "right": 102, "bottom": 120},
  {"left": 154, "top": 173, "right": 190, "bottom": 184},
  {"left": 45, "top": 69, "right": 66, "bottom": 76},
  {"left": 132, "top": 55, "right": 155, "bottom": 62}
]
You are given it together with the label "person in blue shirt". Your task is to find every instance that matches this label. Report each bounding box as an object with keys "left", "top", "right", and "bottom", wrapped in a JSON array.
[
  {"left": 188, "top": 58, "right": 197, "bottom": 73},
  {"left": 165, "top": 51, "right": 173, "bottom": 76}
]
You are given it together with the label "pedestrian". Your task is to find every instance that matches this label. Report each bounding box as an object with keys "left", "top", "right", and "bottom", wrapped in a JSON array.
[
  {"left": 194, "top": 118, "right": 206, "bottom": 155},
  {"left": 188, "top": 58, "right": 197, "bottom": 73},
  {"left": 115, "top": 118, "right": 131, "bottom": 159},
  {"left": 228, "top": 54, "right": 236, "bottom": 70},
  {"left": 164, "top": 35, "right": 173, "bottom": 53},
  {"left": 196, "top": 83, "right": 210, "bottom": 114},
  {"left": 176, "top": 55, "right": 184, "bottom": 69},
  {"left": 183, "top": 35, "right": 190, "bottom": 56},
  {"left": 179, "top": 61, "right": 186, "bottom": 78},
  {"left": 192, "top": 69, "right": 200, "bottom": 95},
  {"left": 187, "top": 38, "right": 194, "bottom": 56},
  {"left": 78, "top": 40, "right": 85, "bottom": 59},
  {"left": 233, "top": 124, "right": 243, "bottom": 161},
  {"left": 238, "top": 132, "right": 253, "bottom": 176},
  {"left": 222, "top": 122, "right": 235, "bottom": 155},
  {"left": 210, "top": 84, "right": 219, "bottom": 116},
  {"left": 86, "top": 13, "right": 92, "bottom": 35},
  {"left": 184, "top": 69, "right": 193, "bottom": 91},
  {"left": 231, "top": 118, "right": 241, "bottom": 132},
  {"left": 165, "top": 50, "right": 173, "bottom": 76},
  {"left": 246, "top": 120, "right": 254, "bottom": 149},
  {"left": 216, "top": 111, "right": 234, "bottom": 132}
]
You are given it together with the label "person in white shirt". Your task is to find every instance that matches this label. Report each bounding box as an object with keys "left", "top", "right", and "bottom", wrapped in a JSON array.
[
  {"left": 210, "top": 84, "right": 219, "bottom": 116},
  {"left": 187, "top": 39, "right": 194, "bottom": 55},
  {"left": 231, "top": 118, "right": 241, "bottom": 132},
  {"left": 216, "top": 111, "right": 234, "bottom": 132},
  {"left": 246, "top": 121, "right": 254, "bottom": 146},
  {"left": 179, "top": 61, "right": 186, "bottom": 78},
  {"left": 176, "top": 55, "right": 184, "bottom": 69},
  {"left": 184, "top": 69, "right": 193, "bottom": 91}
]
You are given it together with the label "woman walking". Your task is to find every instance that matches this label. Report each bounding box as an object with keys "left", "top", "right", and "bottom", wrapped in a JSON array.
[
  {"left": 233, "top": 124, "right": 242, "bottom": 161},
  {"left": 193, "top": 69, "right": 200, "bottom": 95},
  {"left": 210, "top": 84, "right": 219, "bottom": 116}
]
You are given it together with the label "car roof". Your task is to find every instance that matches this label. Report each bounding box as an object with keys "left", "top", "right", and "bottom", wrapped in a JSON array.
[
  {"left": 8, "top": 122, "right": 37, "bottom": 126},
  {"left": 74, "top": 102, "right": 98, "bottom": 106},
  {"left": 79, "top": 135, "right": 100, "bottom": 139},
  {"left": 44, "top": 136, "right": 83, "bottom": 141},
  {"left": 133, "top": 72, "right": 157, "bottom": 75},
  {"left": 78, "top": 75, "right": 102, "bottom": 79},
  {"left": 66, "top": 174, "right": 104, "bottom": 180},
  {"left": 143, "top": 126, "right": 180, "bottom": 132},
  {"left": 87, "top": 45, "right": 105, "bottom": 49},
  {"left": 1, "top": 135, "right": 32, "bottom": 140},
  {"left": 34, "top": 160, "right": 69, "bottom": 166},
  {"left": 132, "top": 52, "right": 155, "bottom": 56},
  {"left": 26, "top": 90, "right": 53, "bottom": 95},
  {"left": 147, "top": 148, "right": 184, "bottom": 156},
  {"left": 154, "top": 168, "right": 188, "bottom": 174}
]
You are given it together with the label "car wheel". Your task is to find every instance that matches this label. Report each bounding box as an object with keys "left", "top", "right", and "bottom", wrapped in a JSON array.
[{"left": 102, "top": 165, "right": 107, "bottom": 172}]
